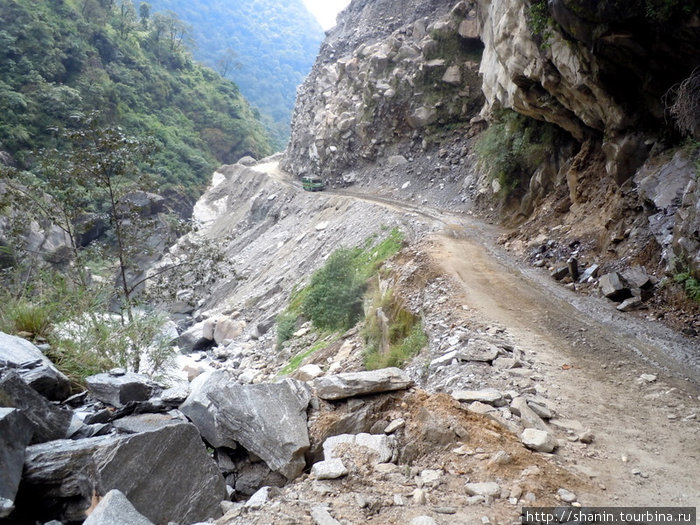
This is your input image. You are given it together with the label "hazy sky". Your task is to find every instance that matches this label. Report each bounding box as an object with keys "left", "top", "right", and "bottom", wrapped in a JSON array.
[{"left": 302, "top": 0, "right": 351, "bottom": 30}]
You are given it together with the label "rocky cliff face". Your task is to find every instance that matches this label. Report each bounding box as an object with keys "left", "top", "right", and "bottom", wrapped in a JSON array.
[
  {"left": 284, "top": 0, "right": 700, "bottom": 276},
  {"left": 282, "top": 0, "right": 484, "bottom": 182}
]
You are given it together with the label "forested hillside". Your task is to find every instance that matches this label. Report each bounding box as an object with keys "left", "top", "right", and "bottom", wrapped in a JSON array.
[
  {"left": 0, "top": 0, "right": 272, "bottom": 193},
  {"left": 144, "top": 0, "right": 325, "bottom": 148}
]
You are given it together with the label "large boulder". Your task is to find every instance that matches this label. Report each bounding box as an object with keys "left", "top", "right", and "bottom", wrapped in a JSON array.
[
  {"left": 0, "top": 331, "right": 70, "bottom": 401},
  {"left": 0, "top": 371, "right": 82, "bottom": 444},
  {"left": 15, "top": 423, "right": 225, "bottom": 524},
  {"left": 207, "top": 379, "right": 312, "bottom": 479},
  {"left": 0, "top": 408, "right": 34, "bottom": 517},
  {"left": 313, "top": 368, "right": 414, "bottom": 400},
  {"left": 85, "top": 371, "right": 158, "bottom": 407},
  {"left": 83, "top": 490, "right": 154, "bottom": 525},
  {"left": 179, "top": 370, "right": 238, "bottom": 449}
]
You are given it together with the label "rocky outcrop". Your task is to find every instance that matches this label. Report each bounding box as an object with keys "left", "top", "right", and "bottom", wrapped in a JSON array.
[
  {"left": 478, "top": 0, "right": 699, "bottom": 143},
  {"left": 283, "top": 0, "right": 484, "bottom": 181},
  {"left": 0, "top": 408, "right": 34, "bottom": 518},
  {"left": 207, "top": 379, "right": 312, "bottom": 479},
  {"left": 15, "top": 423, "right": 225, "bottom": 524},
  {"left": 636, "top": 151, "right": 700, "bottom": 276},
  {"left": 0, "top": 371, "right": 82, "bottom": 444},
  {"left": 0, "top": 331, "right": 71, "bottom": 401}
]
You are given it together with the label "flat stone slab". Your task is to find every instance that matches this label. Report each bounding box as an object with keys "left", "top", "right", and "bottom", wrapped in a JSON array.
[
  {"left": 0, "top": 331, "right": 70, "bottom": 401},
  {"left": 456, "top": 340, "right": 499, "bottom": 362},
  {"left": 451, "top": 388, "right": 504, "bottom": 406},
  {"left": 313, "top": 368, "right": 413, "bottom": 400}
]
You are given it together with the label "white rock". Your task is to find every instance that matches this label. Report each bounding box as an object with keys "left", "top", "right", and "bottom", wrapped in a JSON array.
[
  {"left": 323, "top": 433, "right": 395, "bottom": 463},
  {"left": 465, "top": 482, "right": 501, "bottom": 497},
  {"left": 311, "top": 458, "right": 349, "bottom": 480},
  {"left": 384, "top": 418, "right": 406, "bottom": 434},
  {"left": 412, "top": 488, "right": 427, "bottom": 505},
  {"left": 296, "top": 364, "right": 323, "bottom": 382},
  {"left": 521, "top": 428, "right": 558, "bottom": 453},
  {"left": 244, "top": 486, "right": 270, "bottom": 509},
  {"left": 557, "top": 488, "right": 577, "bottom": 503},
  {"left": 411, "top": 517, "right": 438, "bottom": 525},
  {"left": 420, "top": 469, "right": 442, "bottom": 484},
  {"left": 311, "top": 505, "right": 341, "bottom": 525},
  {"left": 429, "top": 350, "right": 458, "bottom": 368}
]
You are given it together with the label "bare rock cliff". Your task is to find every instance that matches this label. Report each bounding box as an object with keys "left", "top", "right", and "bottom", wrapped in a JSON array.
[{"left": 283, "top": 0, "right": 700, "bottom": 275}]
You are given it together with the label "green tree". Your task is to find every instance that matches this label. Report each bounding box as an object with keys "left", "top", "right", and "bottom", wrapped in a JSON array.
[{"left": 139, "top": 1, "right": 151, "bottom": 28}]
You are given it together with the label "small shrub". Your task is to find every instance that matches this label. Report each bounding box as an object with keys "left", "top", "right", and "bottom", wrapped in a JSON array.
[
  {"left": 527, "top": 0, "right": 553, "bottom": 48},
  {"left": 475, "top": 109, "right": 561, "bottom": 198},
  {"left": 674, "top": 272, "right": 700, "bottom": 303},
  {"left": 302, "top": 249, "right": 366, "bottom": 331},
  {"left": 0, "top": 299, "right": 54, "bottom": 338},
  {"left": 276, "top": 312, "right": 298, "bottom": 346}
]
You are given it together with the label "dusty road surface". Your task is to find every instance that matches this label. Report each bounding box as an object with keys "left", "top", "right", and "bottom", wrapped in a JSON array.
[{"left": 429, "top": 230, "right": 700, "bottom": 508}]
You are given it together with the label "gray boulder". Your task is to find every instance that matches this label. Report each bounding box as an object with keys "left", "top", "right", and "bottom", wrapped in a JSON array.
[
  {"left": 598, "top": 272, "right": 632, "bottom": 302},
  {"left": 207, "top": 379, "right": 312, "bottom": 479},
  {"left": 179, "top": 370, "right": 238, "bottom": 449},
  {"left": 85, "top": 371, "right": 157, "bottom": 407},
  {"left": 457, "top": 340, "right": 500, "bottom": 362},
  {"left": 0, "top": 331, "right": 70, "bottom": 401},
  {"left": 0, "top": 408, "right": 34, "bottom": 517},
  {"left": 313, "top": 368, "right": 413, "bottom": 401},
  {"left": 83, "top": 490, "right": 154, "bottom": 525},
  {"left": 17, "top": 423, "right": 225, "bottom": 524},
  {"left": 521, "top": 428, "right": 558, "bottom": 453},
  {"left": 510, "top": 397, "right": 549, "bottom": 431},
  {"left": 0, "top": 371, "right": 82, "bottom": 444}
]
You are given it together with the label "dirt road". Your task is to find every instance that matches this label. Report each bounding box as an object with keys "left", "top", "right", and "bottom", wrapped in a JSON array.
[{"left": 429, "top": 232, "right": 699, "bottom": 507}]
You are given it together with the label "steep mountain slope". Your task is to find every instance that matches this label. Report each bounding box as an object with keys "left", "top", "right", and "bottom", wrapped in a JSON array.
[
  {"left": 0, "top": 0, "right": 271, "bottom": 193},
  {"left": 144, "top": 0, "right": 325, "bottom": 147},
  {"left": 283, "top": 0, "right": 700, "bottom": 284}
]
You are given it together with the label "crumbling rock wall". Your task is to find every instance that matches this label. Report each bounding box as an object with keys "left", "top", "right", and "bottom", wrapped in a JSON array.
[{"left": 282, "top": 0, "right": 484, "bottom": 181}]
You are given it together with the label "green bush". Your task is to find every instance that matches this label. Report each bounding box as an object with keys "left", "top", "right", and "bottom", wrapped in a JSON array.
[
  {"left": 475, "top": 109, "right": 561, "bottom": 198},
  {"left": 674, "top": 272, "right": 700, "bottom": 303},
  {"left": 276, "top": 312, "right": 298, "bottom": 347},
  {"left": 302, "top": 249, "right": 366, "bottom": 331},
  {"left": 0, "top": 299, "right": 54, "bottom": 338},
  {"left": 284, "top": 228, "right": 404, "bottom": 335}
]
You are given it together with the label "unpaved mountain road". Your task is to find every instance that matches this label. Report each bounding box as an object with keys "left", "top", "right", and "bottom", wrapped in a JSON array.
[{"left": 253, "top": 160, "right": 700, "bottom": 508}]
